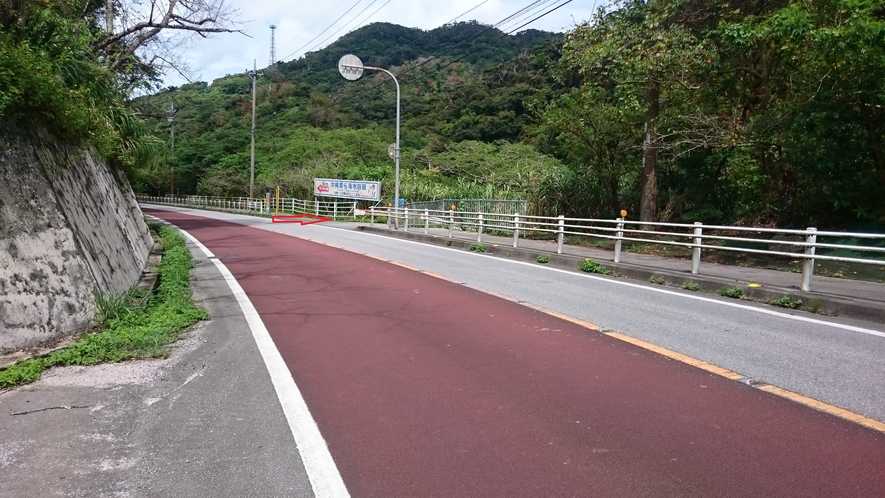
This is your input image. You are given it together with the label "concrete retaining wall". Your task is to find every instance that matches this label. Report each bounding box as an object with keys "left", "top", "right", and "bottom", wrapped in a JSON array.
[{"left": 0, "top": 126, "right": 153, "bottom": 353}]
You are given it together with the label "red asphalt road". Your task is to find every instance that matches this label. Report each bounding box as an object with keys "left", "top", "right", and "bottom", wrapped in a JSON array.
[{"left": 149, "top": 210, "right": 885, "bottom": 498}]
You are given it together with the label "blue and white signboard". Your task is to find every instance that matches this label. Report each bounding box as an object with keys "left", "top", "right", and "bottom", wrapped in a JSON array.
[{"left": 314, "top": 179, "right": 381, "bottom": 201}]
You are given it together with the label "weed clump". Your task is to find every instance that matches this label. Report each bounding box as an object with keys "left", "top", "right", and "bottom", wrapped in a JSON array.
[
  {"left": 718, "top": 286, "right": 744, "bottom": 299},
  {"left": 771, "top": 296, "right": 802, "bottom": 309},
  {"left": 0, "top": 226, "right": 208, "bottom": 388},
  {"left": 580, "top": 258, "right": 610, "bottom": 275}
]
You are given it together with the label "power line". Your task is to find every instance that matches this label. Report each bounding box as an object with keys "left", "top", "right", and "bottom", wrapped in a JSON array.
[
  {"left": 279, "top": 0, "right": 366, "bottom": 62},
  {"left": 351, "top": 0, "right": 572, "bottom": 107},
  {"left": 405, "top": 0, "right": 555, "bottom": 75},
  {"left": 301, "top": 0, "right": 384, "bottom": 56},
  {"left": 279, "top": 0, "right": 349, "bottom": 52},
  {"left": 435, "top": 0, "right": 574, "bottom": 72},
  {"left": 344, "top": 0, "right": 395, "bottom": 36},
  {"left": 375, "top": 0, "right": 492, "bottom": 66}
]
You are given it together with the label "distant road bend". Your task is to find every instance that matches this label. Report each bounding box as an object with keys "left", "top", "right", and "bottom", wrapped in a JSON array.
[{"left": 145, "top": 206, "right": 885, "bottom": 498}]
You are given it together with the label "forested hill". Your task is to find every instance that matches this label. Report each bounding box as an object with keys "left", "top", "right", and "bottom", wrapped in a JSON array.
[
  {"left": 135, "top": 21, "right": 565, "bottom": 209},
  {"left": 135, "top": 2, "right": 885, "bottom": 230},
  {"left": 276, "top": 22, "right": 556, "bottom": 92}
]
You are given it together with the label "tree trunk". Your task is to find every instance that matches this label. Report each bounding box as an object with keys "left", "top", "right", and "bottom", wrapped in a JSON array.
[{"left": 640, "top": 81, "right": 659, "bottom": 222}]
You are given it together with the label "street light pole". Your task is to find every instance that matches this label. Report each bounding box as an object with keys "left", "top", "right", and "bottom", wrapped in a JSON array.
[{"left": 338, "top": 54, "right": 400, "bottom": 211}]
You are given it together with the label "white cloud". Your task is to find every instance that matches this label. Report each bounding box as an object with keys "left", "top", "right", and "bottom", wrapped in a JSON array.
[{"left": 157, "top": 0, "right": 604, "bottom": 87}]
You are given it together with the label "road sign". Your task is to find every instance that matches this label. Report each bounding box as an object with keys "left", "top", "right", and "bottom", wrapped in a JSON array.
[{"left": 338, "top": 54, "right": 364, "bottom": 81}]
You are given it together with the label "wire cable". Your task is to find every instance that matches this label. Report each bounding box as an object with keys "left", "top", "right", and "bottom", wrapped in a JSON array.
[
  {"left": 279, "top": 0, "right": 366, "bottom": 62},
  {"left": 435, "top": 0, "right": 573, "bottom": 72},
  {"left": 301, "top": 0, "right": 384, "bottom": 56},
  {"left": 374, "top": 0, "right": 492, "bottom": 66}
]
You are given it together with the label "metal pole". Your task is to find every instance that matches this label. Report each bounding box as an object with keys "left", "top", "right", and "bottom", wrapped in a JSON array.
[
  {"left": 614, "top": 217, "right": 624, "bottom": 263},
  {"left": 801, "top": 227, "right": 817, "bottom": 292},
  {"left": 449, "top": 207, "right": 454, "bottom": 238},
  {"left": 477, "top": 214, "right": 484, "bottom": 243},
  {"left": 341, "top": 63, "right": 400, "bottom": 217},
  {"left": 557, "top": 215, "right": 565, "bottom": 254},
  {"left": 691, "top": 222, "right": 703, "bottom": 275},
  {"left": 513, "top": 214, "right": 520, "bottom": 248}
]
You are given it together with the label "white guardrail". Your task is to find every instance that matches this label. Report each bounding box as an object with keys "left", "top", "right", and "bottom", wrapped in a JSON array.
[
  {"left": 138, "top": 195, "right": 885, "bottom": 293},
  {"left": 138, "top": 195, "right": 360, "bottom": 219}
]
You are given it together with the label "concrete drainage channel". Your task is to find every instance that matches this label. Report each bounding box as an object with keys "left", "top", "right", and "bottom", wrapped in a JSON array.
[{"left": 356, "top": 225, "right": 885, "bottom": 325}]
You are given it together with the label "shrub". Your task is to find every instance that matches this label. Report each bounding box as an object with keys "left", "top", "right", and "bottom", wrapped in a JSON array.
[{"left": 718, "top": 286, "right": 744, "bottom": 299}]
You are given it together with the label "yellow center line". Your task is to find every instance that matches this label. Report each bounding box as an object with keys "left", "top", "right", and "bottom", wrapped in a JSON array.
[
  {"left": 756, "top": 384, "right": 885, "bottom": 433},
  {"left": 259, "top": 230, "right": 885, "bottom": 434},
  {"left": 605, "top": 332, "right": 745, "bottom": 380}
]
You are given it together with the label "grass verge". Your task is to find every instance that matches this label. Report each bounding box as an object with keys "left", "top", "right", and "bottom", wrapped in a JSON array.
[{"left": 0, "top": 225, "right": 208, "bottom": 388}]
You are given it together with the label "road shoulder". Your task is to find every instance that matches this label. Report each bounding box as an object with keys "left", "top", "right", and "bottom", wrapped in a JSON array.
[{"left": 0, "top": 234, "right": 313, "bottom": 497}]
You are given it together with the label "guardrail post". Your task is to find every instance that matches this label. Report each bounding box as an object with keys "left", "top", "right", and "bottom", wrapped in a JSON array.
[
  {"left": 424, "top": 209, "right": 429, "bottom": 235},
  {"left": 449, "top": 208, "right": 455, "bottom": 238},
  {"left": 692, "top": 222, "right": 703, "bottom": 275},
  {"left": 334, "top": 201, "right": 338, "bottom": 220},
  {"left": 387, "top": 207, "right": 392, "bottom": 230},
  {"left": 353, "top": 201, "right": 357, "bottom": 219},
  {"left": 477, "top": 214, "right": 484, "bottom": 243},
  {"left": 315, "top": 199, "right": 319, "bottom": 216},
  {"left": 614, "top": 217, "right": 624, "bottom": 263},
  {"left": 370, "top": 206, "right": 375, "bottom": 227},
  {"left": 404, "top": 208, "right": 410, "bottom": 232},
  {"left": 801, "top": 227, "right": 817, "bottom": 292},
  {"left": 513, "top": 214, "right": 520, "bottom": 248},
  {"left": 557, "top": 215, "right": 564, "bottom": 254}
]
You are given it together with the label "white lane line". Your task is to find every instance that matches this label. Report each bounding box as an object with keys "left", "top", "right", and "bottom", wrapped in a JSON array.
[
  {"left": 174, "top": 222, "right": 350, "bottom": 498},
  {"left": 314, "top": 229, "right": 885, "bottom": 340}
]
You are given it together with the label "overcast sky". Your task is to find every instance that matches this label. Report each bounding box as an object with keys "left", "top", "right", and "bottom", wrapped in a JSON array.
[{"left": 162, "top": 0, "right": 605, "bottom": 87}]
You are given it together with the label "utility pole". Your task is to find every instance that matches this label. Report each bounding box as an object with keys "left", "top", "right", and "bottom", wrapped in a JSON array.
[
  {"left": 168, "top": 100, "right": 175, "bottom": 196},
  {"left": 105, "top": 0, "right": 113, "bottom": 34},
  {"left": 247, "top": 60, "right": 262, "bottom": 199},
  {"left": 640, "top": 0, "right": 659, "bottom": 223}
]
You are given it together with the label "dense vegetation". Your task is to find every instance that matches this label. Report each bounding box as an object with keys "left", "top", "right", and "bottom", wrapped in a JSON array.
[
  {"left": 137, "top": 2, "right": 885, "bottom": 229},
  {"left": 0, "top": 0, "right": 161, "bottom": 172},
  {"left": 7, "top": 1, "right": 882, "bottom": 230}
]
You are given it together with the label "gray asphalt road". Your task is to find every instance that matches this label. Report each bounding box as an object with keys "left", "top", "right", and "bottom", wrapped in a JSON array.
[
  {"left": 146, "top": 206, "right": 885, "bottom": 424},
  {"left": 0, "top": 233, "right": 314, "bottom": 498}
]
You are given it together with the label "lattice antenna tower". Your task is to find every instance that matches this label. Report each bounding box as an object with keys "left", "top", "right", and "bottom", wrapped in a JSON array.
[{"left": 269, "top": 25, "right": 277, "bottom": 67}]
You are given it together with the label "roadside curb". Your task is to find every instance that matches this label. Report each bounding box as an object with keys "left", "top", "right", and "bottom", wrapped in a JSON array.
[{"left": 357, "top": 225, "right": 885, "bottom": 325}]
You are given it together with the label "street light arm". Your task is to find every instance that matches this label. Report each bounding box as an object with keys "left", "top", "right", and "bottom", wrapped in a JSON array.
[{"left": 340, "top": 62, "right": 401, "bottom": 209}]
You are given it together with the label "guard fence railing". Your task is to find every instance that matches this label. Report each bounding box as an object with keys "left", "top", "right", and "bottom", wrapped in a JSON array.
[
  {"left": 136, "top": 195, "right": 885, "bottom": 293},
  {"left": 369, "top": 206, "right": 885, "bottom": 293},
  {"left": 138, "top": 195, "right": 361, "bottom": 220}
]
